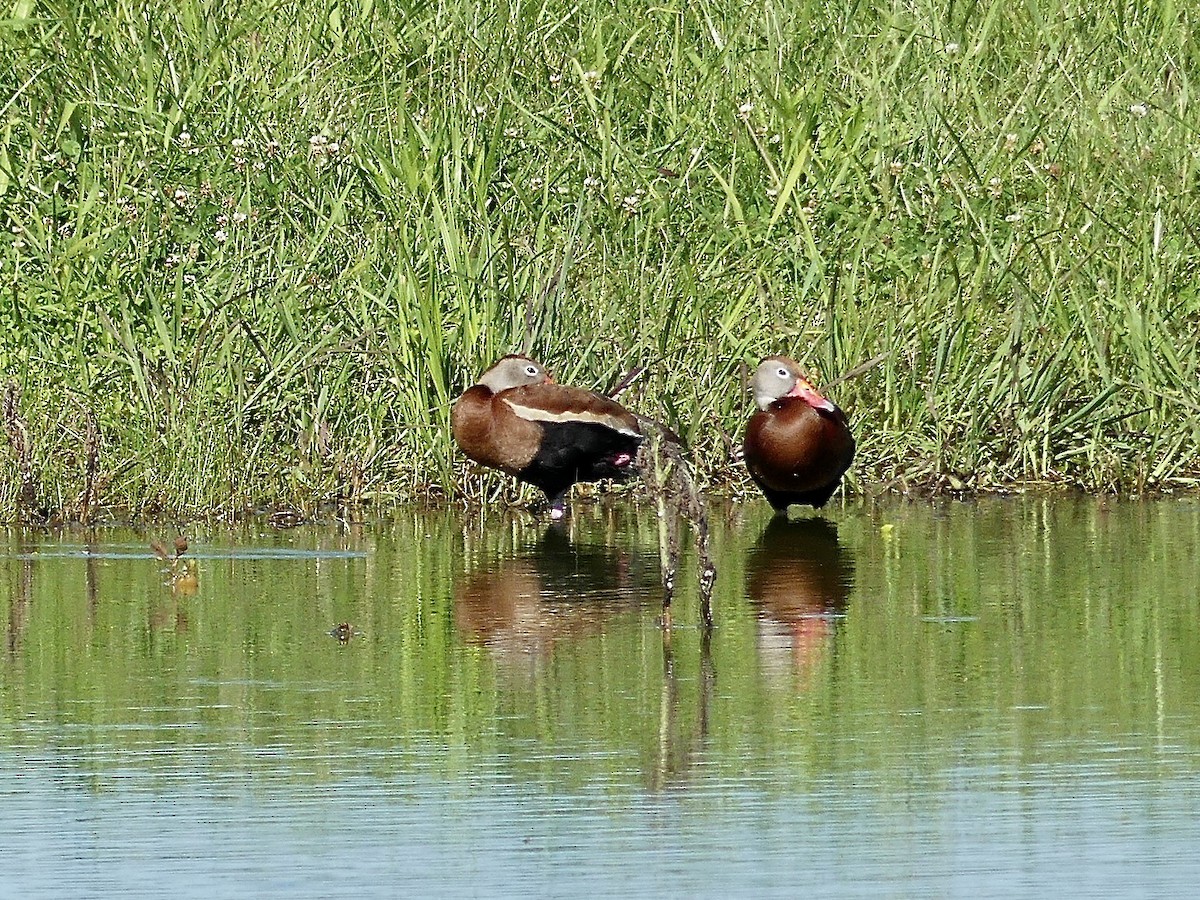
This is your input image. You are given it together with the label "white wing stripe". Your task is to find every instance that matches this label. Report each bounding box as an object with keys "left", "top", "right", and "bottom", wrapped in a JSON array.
[{"left": 504, "top": 400, "right": 640, "bottom": 436}]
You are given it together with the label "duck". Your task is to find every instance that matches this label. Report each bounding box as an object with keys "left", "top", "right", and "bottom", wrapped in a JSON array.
[
  {"left": 451, "top": 355, "right": 644, "bottom": 518},
  {"left": 743, "top": 356, "right": 855, "bottom": 512}
]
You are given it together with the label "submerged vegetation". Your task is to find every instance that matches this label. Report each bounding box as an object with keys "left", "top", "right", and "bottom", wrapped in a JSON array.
[{"left": 2, "top": 0, "right": 1199, "bottom": 520}]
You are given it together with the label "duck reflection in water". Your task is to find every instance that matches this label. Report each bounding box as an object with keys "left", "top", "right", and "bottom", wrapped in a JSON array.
[
  {"left": 454, "top": 527, "right": 661, "bottom": 671},
  {"left": 745, "top": 516, "right": 855, "bottom": 687}
]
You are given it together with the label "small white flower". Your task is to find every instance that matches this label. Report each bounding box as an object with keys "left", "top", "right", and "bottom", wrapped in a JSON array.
[
  {"left": 549, "top": 72, "right": 563, "bottom": 86},
  {"left": 1096, "top": 278, "right": 1109, "bottom": 291},
  {"left": 1129, "top": 103, "right": 1149, "bottom": 117},
  {"left": 231, "top": 137, "right": 247, "bottom": 150},
  {"left": 1005, "top": 211, "right": 1022, "bottom": 223},
  {"left": 529, "top": 176, "right": 544, "bottom": 191},
  {"left": 737, "top": 101, "right": 754, "bottom": 119},
  {"left": 173, "top": 188, "right": 189, "bottom": 206},
  {"left": 583, "top": 175, "right": 601, "bottom": 189},
  {"left": 473, "top": 105, "right": 487, "bottom": 116},
  {"left": 309, "top": 134, "right": 340, "bottom": 162},
  {"left": 177, "top": 131, "right": 192, "bottom": 147},
  {"left": 582, "top": 70, "right": 601, "bottom": 84},
  {"left": 945, "top": 42, "right": 960, "bottom": 55},
  {"left": 264, "top": 139, "right": 281, "bottom": 158},
  {"left": 214, "top": 229, "right": 228, "bottom": 243},
  {"left": 621, "top": 194, "right": 641, "bottom": 212},
  {"left": 504, "top": 127, "right": 520, "bottom": 138},
  {"left": 232, "top": 211, "right": 248, "bottom": 225}
]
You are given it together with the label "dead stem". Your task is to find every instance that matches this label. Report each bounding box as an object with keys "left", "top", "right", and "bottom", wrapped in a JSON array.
[
  {"left": 2, "top": 382, "right": 40, "bottom": 524},
  {"left": 76, "top": 407, "right": 101, "bottom": 526}
]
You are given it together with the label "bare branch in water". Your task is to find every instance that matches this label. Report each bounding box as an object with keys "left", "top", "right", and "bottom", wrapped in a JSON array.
[{"left": 635, "top": 417, "right": 716, "bottom": 630}]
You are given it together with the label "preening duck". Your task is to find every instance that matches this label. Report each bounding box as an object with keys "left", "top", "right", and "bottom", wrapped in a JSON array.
[
  {"left": 743, "top": 356, "right": 855, "bottom": 512},
  {"left": 451, "top": 355, "right": 644, "bottom": 518}
]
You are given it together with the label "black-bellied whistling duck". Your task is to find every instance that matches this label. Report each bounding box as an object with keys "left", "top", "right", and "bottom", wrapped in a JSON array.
[
  {"left": 743, "top": 356, "right": 855, "bottom": 512},
  {"left": 451, "top": 355, "right": 644, "bottom": 518}
]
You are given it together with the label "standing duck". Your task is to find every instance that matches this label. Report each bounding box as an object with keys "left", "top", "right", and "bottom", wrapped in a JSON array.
[
  {"left": 743, "top": 356, "right": 855, "bottom": 512},
  {"left": 451, "top": 355, "right": 644, "bottom": 518}
]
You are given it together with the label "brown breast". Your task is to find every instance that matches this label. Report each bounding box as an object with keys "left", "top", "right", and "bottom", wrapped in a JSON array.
[
  {"left": 744, "top": 398, "right": 855, "bottom": 494},
  {"left": 450, "top": 385, "right": 542, "bottom": 473}
]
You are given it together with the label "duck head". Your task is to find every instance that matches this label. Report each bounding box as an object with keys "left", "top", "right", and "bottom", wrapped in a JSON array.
[
  {"left": 751, "top": 356, "right": 836, "bottom": 413},
  {"left": 477, "top": 354, "right": 554, "bottom": 393}
]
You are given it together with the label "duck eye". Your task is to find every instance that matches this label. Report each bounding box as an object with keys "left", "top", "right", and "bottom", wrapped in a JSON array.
[
  {"left": 525, "top": 365, "right": 539, "bottom": 376},
  {"left": 777, "top": 367, "right": 789, "bottom": 378}
]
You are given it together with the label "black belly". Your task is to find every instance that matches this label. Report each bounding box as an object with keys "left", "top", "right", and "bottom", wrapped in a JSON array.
[{"left": 517, "top": 421, "right": 642, "bottom": 499}]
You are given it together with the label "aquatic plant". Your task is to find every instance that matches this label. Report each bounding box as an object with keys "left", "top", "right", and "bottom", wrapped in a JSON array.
[{"left": 2, "top": 0, "right": 1199, "bottom": 519}]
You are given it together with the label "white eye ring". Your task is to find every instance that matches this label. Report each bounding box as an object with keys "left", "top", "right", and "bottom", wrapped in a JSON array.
[
  {"left": 525, "top": 365, "right": 539, "bottom": 376},
  {"left": 777, "top": 367, "right": 789, "bottom": 378}
]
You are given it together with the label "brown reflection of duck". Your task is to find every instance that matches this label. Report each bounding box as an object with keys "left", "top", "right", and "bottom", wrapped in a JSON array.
[
  {"left": 745, "top": 517, "right": 854, "bottom": 685},
  {"left": 454, "top": 527, "right": 660, "bottom": 666}
]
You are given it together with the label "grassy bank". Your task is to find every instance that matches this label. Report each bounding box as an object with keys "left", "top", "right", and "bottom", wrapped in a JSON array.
[{"left": 2, "top": 0, "right": 1199, "bottom": 521}]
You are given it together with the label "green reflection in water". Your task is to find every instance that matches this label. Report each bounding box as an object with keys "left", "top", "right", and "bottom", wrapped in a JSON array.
[{"left": 2, "top": 497, "right": 1200, "bottom": 797}]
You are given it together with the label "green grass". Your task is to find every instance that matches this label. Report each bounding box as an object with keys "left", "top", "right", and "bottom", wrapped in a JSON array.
[{"left": 2, "top": 0, "right": 1199, "bottom": 520}]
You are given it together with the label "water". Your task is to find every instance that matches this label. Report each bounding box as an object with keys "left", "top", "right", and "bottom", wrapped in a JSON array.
[{"left": 3, "top": 497, "right": 1200, "bottom": 897}]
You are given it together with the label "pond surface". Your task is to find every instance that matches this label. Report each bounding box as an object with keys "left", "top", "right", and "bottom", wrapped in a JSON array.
[{"left": 4, "top": 497, "right": 1200, "bottom": 897}]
